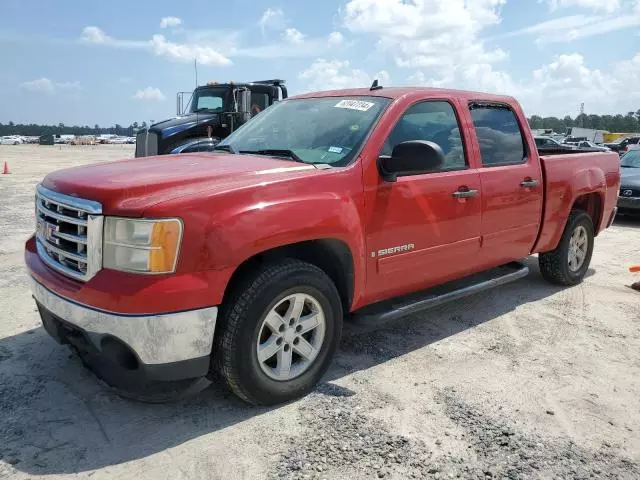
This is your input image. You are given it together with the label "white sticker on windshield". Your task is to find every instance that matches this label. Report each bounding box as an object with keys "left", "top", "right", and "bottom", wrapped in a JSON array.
[
  {"left": 328, "top": 146, "right": 343, "bottom": 154},
  {"left": 334, "top": 100, "right": 375, "bottom": 111}
]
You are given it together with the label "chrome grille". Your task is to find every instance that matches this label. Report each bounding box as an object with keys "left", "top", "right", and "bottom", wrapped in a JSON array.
[
  {"left": 35, "top": 185, "right": 103, "bottom": 282},
  {"left": 146, "top": 132, "right": 158, "bottom": 156},
  {"left": 134, "top": 131, "right": 158, "bottom": 157}
]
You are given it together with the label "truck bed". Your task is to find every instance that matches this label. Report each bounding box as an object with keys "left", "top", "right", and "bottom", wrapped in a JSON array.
[{"left": 534, "top": 151, "right": 620, "bottom": 252}]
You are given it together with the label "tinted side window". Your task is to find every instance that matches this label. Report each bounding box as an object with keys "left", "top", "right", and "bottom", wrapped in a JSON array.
[
  {"left": 250, "top": 93, "right": 269, "bottom": 115},
  {"left": 470, "top": 104, "right": 526, "bottom": 166},
  {"left": 381, "top": 101, "right": 466, "bottom": 170}
]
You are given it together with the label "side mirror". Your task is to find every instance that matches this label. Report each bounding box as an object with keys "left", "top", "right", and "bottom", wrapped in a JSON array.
[
  {"left": 234, "top": 88, "right": 251, "bottom": 118},
  {"left": 377, "top": 140, "right": 445, "bottom": 182}
]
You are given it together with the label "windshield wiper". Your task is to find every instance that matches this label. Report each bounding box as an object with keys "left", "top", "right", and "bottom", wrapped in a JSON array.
[
  {"left": 213, "top": 144, "right": 236, "bottom": 153},
  {"left": 239, "top": 149, "right": 304, "bottom": 163}
]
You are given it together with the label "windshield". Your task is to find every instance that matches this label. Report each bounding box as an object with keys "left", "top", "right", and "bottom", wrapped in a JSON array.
[
  {"left": 621, "top": 150, "right": 640, "bottom": 168},
  {"left": 189, "top": 87, "right": 227, "bottom": 113},
  {"left": 611, "top": 137, "right": 629, "bottom": 145},
  {"left": 217, "top": 96, "right": 391, "bottom": 166}
]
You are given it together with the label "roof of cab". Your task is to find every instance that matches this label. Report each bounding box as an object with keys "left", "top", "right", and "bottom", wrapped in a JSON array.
[{"left": 290, "top": 87, "right": 517, "bottom": 105}]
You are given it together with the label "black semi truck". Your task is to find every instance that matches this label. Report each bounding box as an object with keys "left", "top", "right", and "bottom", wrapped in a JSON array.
[{"left": 135, "top": 79, "right": 287, "bottom": 157}]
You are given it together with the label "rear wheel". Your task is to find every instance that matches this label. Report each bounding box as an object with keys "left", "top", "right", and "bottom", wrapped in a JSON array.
[
  {"left": 214, "top": 259, "right": 343, "bottom": 405},
  {"left": 539, "top": 210, "right": 594, "bottom": 285}
]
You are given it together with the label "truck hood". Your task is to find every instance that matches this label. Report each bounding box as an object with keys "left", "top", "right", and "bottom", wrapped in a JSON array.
[
  {"left": 620, "top": 168, "right": 640, "bottom": 187},
  {"left": 42, "top": 153, "right": 324, "bottom": 216},
  {"left": 149, "top": 112, "right": 220, "bottom": 137}
]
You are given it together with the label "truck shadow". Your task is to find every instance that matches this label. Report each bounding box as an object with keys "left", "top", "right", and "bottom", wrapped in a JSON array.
[
  {"left": 613, "top": 215, "right": 640, "bottom": 229},
  {"left": 1, "top": 257, "right": 594, "bottom": 475}
]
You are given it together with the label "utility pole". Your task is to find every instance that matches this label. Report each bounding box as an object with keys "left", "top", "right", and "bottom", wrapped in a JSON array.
[{"left": 580, "top": 103, "right": 585, "bottom": 127}]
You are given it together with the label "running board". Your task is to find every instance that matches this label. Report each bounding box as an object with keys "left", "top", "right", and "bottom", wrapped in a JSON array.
[{"left": 351, "top": 262, "right": 529, "bottom": 326}]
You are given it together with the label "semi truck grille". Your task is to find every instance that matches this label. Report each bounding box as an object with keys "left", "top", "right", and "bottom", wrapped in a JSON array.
[
  {"left": 135, "top": 131, "right": 158, "bottom": 157},
  {"left": 35, "top": 185, "right": 104, "bottom": 282}
]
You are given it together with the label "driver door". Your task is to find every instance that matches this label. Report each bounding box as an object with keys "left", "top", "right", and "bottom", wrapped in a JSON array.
[{"left": 363, "top": 100, "right": 483, "bottom": 304}]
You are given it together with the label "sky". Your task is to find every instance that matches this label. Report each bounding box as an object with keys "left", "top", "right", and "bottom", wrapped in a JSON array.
[{"left": 0, "top": 0, "right": 639, "bottom": 126}]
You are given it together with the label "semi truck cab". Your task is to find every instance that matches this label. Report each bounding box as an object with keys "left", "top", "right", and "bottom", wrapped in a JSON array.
[{"left": 135, "top": 79, "right": 287, "bottom": 157}]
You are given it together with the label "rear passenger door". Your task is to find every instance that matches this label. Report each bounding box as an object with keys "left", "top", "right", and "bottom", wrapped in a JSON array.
[{"left": 468, "top": 103, "right": 543, "bottom": 265}]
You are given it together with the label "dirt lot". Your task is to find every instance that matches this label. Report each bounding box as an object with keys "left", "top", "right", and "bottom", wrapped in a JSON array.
[{"left": 1, "top": 144, "right": 639, "bottom": 480}]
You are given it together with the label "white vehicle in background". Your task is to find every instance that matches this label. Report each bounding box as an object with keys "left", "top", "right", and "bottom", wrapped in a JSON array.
[
  {"left": 54, "top": 135, "right": 75, "bottom": 144},
  {"left": 0, "top": 135, "right": 24, "bottom": 145},
  {"left": 110, "top": 136, "right": 131, "bottom": 144}
]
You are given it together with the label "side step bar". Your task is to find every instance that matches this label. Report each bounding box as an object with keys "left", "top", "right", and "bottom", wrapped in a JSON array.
[{"left": 351, "top": 262, "right": 529, "bottom": 326}]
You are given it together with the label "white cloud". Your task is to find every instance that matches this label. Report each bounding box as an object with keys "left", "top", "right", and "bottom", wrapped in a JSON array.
[
  {"left": 160, "top": 16, "right": 182, "bottom": 28},
  {"left": 80, "top": 26, "right": 232, "bottom": 66},
  {"left": 328, "top": 31, "right": 344, "bottom": 46},
  {"left": 544, "top": 0, "right": 621, "bottom": 13},
  {"left": 80, "top": 26, "right": 149, "bottom": 48},
  {"left": 298, "top": 58, "right": 390, "bottom": 92},
  {"left": 20, "top": 78, "right": 82, "bottom": 94},
  {"left": 259, "top": 8, "right": 285, "bottom": 33},
  {"left": 407, "top": 50, "right": 640, "bottom": 117},
  {"left": 133, "top": 87, "right": 166, "bottom": 101},
  {"left": 499, "top": 8, "right": 640, "bottom": 43},
  {"left": 283, "top": 28, "right": 305, "bottom": 44},
  {"left": 341, "top": 0, "right": 507, "bottom": 92},
  {"left": 151, "top": 34, "right": 232, "bottom": 65},
  {"left": 56, "top": 81, "right": 82, "bottom": 90},
  {"left": 81, "top": 26, "right": 109, "bottom": 44},
  {"left": 21, "top": 78, "right": 54, "bottom": 94}
]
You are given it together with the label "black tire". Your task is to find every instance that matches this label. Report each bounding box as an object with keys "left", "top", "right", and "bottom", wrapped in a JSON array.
[
  {"left": 213, "top": 259, "right": 343, "bottom": 405},
  {"left": 539, "top": 210, "right": 594, "bottom": 286}
]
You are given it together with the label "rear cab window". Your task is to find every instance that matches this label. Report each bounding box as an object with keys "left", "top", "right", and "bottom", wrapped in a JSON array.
[{"left": 469, "top": 103, "right": 527, "bottom": 167}]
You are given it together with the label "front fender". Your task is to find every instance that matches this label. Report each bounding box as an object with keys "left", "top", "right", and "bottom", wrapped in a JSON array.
[
  {"left": 204, "top": 193, "right": 366, "bottom": 305},
  {"left": 146, "top": 168, "right": 367, "bottom": 307}
]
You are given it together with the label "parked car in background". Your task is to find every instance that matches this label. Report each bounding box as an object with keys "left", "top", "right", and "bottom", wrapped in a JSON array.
[
  {"left": 604, "top": 136, "right": 640, "bottom": 155},
  {"left": 618, "top": 149, "right": 640, "bottom": 215},
  {"left": 0, "top": 135, "right": 24, "bottom": 145},
  {"left": 575, "top": 141, "right": 611, "bottom": 152},
  {"left": 535, "top": 136, "right": 575, "bottom": 153}
]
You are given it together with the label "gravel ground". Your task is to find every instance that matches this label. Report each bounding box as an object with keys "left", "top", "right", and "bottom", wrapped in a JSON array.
[{"left": 1, "top": 145, "right": 639, "bottom": 480}]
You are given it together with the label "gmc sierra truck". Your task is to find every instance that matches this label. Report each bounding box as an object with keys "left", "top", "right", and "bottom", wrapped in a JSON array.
[{"left": 26, "top": 86, "right": 620, "bottom": 405}]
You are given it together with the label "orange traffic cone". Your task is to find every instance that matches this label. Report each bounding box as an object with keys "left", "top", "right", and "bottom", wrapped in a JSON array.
[
  {"left": 631, "top": 266, "right": 640, "bottom": 291},
  {"left": 2, "top": 161, "right": 9, "bottom": 174}
]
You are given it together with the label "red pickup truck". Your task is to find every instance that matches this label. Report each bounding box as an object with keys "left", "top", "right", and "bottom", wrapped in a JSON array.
[{"left": 25, "top": 86, "right": 620, "bottom": 405}]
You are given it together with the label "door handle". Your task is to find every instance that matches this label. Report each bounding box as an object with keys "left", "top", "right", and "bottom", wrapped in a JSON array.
[
  {"left": 520, "top": 179, "right": 539, "bottom": 188},
  {"left": 452, "top": 188, "right": 479, "bottom": 199}
]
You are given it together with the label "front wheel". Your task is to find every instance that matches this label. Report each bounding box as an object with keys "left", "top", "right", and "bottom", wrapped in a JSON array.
[
  {"left": 214, "top": 259, "right": 343, "bottom": 405},
  {"left": 539, "top": 210, "right": 594, "bottom": 286}
]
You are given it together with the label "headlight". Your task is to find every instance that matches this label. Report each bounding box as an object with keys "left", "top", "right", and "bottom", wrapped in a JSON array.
[{"left": 103, "top": 218, "right": 183, "bottom": 274}]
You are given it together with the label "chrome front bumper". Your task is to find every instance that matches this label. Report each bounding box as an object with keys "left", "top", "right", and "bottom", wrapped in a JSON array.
[{"left": 30, "top": 277, "right": 217, "bottom": 366}]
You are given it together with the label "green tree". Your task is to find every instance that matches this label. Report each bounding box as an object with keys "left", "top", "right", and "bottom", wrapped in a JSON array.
[{"left": 529, "top": 115, "right": 543, "bottom": 129}]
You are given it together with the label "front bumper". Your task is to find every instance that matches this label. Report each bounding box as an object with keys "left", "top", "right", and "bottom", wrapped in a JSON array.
[
  {"left": 30, "top": 276, "right": 217, "bottom": 382},
  {"left": 617, "top": 196, "right": 640, "bottom": 211}
]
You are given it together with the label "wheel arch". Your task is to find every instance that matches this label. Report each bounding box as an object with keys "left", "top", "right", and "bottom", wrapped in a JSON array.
[
  {"left": 221, "top": 238, "right": 355, "bottom": 314},
  {"left": 571, "top": 192, "right": 603, "bottom": 235}
]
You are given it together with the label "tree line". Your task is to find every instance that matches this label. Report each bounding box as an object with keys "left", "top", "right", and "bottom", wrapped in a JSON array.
[
  {"left": 528, "top": 110, "right": 640, "bottom": 133},
  {"left": 0, "top": 122, "right": 149, "bottom": 137},
  {"left": 1, "top": 110, "right": 640, "bottom": 138}
]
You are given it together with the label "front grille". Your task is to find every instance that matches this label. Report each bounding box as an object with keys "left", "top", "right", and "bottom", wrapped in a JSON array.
[
  {"left": 35, "top": 185, "right": 103, "bottom": 282},
  {"left": 620, "top": 187, "right": 640, "bottom": 197},
  {"left": 134, "top": 131, "right": 158, "bottom": 157},
  {"left": 135, "top": 132, "right": 146, "bottom": 157}
]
